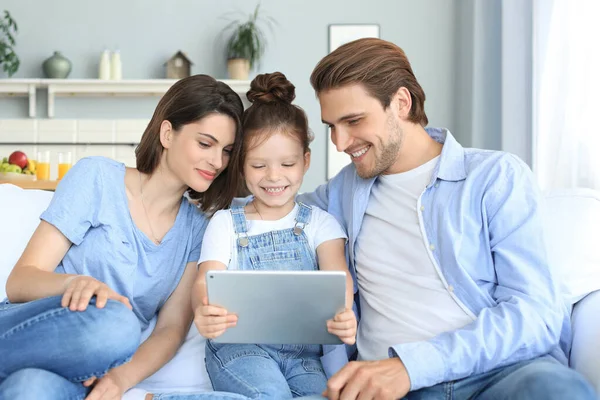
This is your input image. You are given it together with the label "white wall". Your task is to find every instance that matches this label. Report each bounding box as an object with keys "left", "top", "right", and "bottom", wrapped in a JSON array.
[
  {"left": 0, "top": 0, "right": 458, "bottom": 190},
  {"left": 0, "top": 118, "right": 145, "bottom": 179},
  {"left": 454, "top": 0, "right": 533, "bottom": 166}
]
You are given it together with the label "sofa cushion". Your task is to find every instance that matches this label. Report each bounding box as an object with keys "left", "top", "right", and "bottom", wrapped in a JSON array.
[
  {"left": 2, "top": 184, "right": 600, "bottom": 398},
  {"left": 570, "top": 290, "right": 600, "bottom": 393},
  {"left": 542, "top": 189, "right": 600, "bottom": 304},
  {"left": 129, "top": 317, "right": 213, "bottom": 396},
  {"left": 0, "top": 184, "right": 53, "bottom": 300}
]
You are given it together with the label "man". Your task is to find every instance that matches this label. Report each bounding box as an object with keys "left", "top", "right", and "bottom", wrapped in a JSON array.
[{"left": 299, "top": 38, "right": 595, "bottom": 399}]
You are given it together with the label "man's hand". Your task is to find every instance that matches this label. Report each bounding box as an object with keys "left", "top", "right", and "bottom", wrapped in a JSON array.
[
  {"left": 323, "top": 358, "right": 411, "bottom": 400},
  {"left": 194, "top": 297, "right": 237, "bottom": 339},
  {"left": 83, "top": 370, "right": 128, "bottom": 400},
  {"left": 327, "top": 309, "right": 357, "bottom": 345}
]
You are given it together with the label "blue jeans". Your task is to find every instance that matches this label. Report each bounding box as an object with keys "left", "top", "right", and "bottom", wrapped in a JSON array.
[
  {"left": 405, "top": 355, "right": 595, "bottom": 399},
  {"left": 119, "top": 355, "right": 597, "bottom": 400},
  {"left": 152, "top": 393, "right": 250, "bottom": 400},
  {"left": 153, "top": 393, "right": 322, "bottom": 400},
  {"left": 0, "top": 295, "right": 141, "bottom": 399},
  {"left": 206, "top": 341, "right": 327, "bottom": 399}
]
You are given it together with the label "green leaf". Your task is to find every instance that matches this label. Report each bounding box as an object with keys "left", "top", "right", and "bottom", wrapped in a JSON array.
[
  {"left": 221, "top": 2, "right": 272, "bottom": 69},
  {"left": 0, "top": 9, "right": 20, "bottom": 76}
]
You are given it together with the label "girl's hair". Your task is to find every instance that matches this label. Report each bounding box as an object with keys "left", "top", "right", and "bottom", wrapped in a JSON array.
[
  {"left": 135, "top": 74, "right": 244, "bottom": 213},
  {"left": 241, "top": 72, "right": 313, "bottom": 158}
]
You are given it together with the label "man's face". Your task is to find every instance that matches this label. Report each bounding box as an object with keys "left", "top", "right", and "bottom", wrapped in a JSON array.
[{"left": 319, "top": 84, "right": 404, "bottom": 179}]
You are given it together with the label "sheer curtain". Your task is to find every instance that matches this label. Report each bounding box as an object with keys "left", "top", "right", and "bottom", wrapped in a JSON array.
[{"left": 533, "top": 0, "right": 600, "bottom": 190}]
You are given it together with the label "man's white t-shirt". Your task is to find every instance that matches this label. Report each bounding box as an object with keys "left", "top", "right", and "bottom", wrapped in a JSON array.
[
  {"left": 200, "top": 203, "right": 347, "bottom": 268},
  {"left": 355, "top": 156, "right": 474, "bottom": 361}
]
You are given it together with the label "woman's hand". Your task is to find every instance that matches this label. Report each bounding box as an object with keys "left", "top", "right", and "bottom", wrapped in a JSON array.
[
  {"left": 61, "top": 276, "right": 132, "bottom": 312},
  {"left": 193, "top": 296, "right": 237, "bottom": 339},
  {"left": 327, "top": 308, "right": 357, "bottom": 345},
  {"left": 83, "top": 369, "right": 128, "bottom": 400}
]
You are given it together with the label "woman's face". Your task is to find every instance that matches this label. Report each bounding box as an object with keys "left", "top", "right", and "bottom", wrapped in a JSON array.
[{"left": 162, "top": 113, "right": 236, "bottom": 193}]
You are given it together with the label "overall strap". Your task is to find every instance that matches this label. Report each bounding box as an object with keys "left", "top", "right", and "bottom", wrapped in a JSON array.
[
  {"left": 293, "top": 202, "right": 312, "bottom": 236},
  {"left": 295, "top": 202, "right": 312, "bottom": 225},
  {"left": 229, "top": 206, "right": 249, "bottom": 234}
]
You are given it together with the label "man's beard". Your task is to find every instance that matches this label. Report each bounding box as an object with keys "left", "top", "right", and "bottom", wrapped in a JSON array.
[{"left": 356, "top": 118, "right": 403, "bottom": 179}]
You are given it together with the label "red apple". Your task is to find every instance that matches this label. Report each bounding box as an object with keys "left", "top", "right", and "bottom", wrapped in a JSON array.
[{"left": 8, "top": 151, "right": 28, "bottom": 169}]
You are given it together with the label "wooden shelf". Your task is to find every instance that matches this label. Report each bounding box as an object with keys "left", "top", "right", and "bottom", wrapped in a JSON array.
[
  {"left": 0, "top": 79, "right": 251, "bottom": 118},
  {"left": 0, "top": 79, "right": 38, "bottom": 117},
  {"left": 0, "top": 179, "right": 58, "bottom": 191}
]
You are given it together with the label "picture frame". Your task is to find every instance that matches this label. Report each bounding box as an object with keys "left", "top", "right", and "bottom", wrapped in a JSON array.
[
  {"left": 328, "top": 24, "right": 381, "bottom": 53},
  {"left": 326, "top": 24, "right": 380, "bottom": 180}
]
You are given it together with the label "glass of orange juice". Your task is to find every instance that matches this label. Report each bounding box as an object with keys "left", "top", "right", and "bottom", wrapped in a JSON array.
[
  {"left": 36, "top": 151, "right": 51, "bottom": 181},
  {"left": 58, "top": 151, "right": 72, "bottom": 180}
]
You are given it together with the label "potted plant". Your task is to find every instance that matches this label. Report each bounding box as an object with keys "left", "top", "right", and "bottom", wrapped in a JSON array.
[
  {"left": 0, "top": 10, "right": 19, "bottom": 77},
  {"left": 221, "top": 4, "right": 274, "bottom": 80}
]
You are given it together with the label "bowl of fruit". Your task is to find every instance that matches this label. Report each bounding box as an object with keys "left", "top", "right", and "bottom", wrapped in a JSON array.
[{"left": 0, "top": 151, "right": 37, "bottom": 181}]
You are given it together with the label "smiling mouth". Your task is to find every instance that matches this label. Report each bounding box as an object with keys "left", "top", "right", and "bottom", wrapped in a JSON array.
[
  {"left": 262, "top": 186, "right": 288, "bottom": 194},
  {"left": 348, "top": 145, "right": 371, "bottom": 159},
  {"left": 197, "top": 169, "right": 216, "bottom": 180}
]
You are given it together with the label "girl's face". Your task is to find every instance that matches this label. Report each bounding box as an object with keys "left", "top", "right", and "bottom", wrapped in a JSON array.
[
  {"left": 162, "top": 113, "right": 236, "bottom": 193},
  {"left": 244, "top": 130, "right": 310, "bottom": 210}
]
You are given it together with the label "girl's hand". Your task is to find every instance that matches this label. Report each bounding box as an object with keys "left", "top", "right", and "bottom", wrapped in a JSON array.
[
  {"left": 327, "top": 309, "right": 357, "bottom": 345},
  {"left": 194, "top": 297, "right": 237, "bottom": 339},
  {"left": 83, "top": 370, "right": 128, "bottom": 400},
  {"left": 61, "top": 276, "right": 132, "bottom": 312}
]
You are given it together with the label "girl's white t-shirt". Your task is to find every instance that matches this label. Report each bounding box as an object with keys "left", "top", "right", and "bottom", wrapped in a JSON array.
[{"left": 199, "top": 204, "right": 347, "bottom": 269}]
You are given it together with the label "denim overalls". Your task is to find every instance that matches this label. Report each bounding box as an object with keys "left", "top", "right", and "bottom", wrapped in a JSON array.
[{"left": 205, "top": 203, "right": 328, "bottom": 398}]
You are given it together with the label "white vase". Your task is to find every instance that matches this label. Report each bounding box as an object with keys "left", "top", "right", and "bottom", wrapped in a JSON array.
[
  {"left": 227, "top": 59, "right": 250, "bottom": 80},
  {"left": 111, "top": 50, "right": 122, "bottom": 80},
  {"left": 98, "top": 50, "right": 111, "bottom": 80}
]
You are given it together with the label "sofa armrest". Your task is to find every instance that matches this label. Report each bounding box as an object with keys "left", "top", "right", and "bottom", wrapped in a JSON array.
[{"left": 570, "top": 290, "right": 600, "bottom": 396}]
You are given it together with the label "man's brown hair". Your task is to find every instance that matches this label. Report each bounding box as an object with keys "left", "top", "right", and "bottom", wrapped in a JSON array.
[{"left": 310, "top": 38, "right": 428, "bottom": 126}]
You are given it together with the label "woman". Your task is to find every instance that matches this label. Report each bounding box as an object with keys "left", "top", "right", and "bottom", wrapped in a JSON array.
[{"left": 0, "top": 75, "right": 245, "bottom": 400}]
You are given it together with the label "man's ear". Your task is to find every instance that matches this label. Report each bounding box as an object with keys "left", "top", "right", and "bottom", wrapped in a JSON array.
[
  {"left": 159, "top": 120, "right": 174, "bottom": 149},
  {"left": 393, "top": 87, "right": 412, "bottom": 120},
  {"left": 304, "top": 151, "right": 311, "bottom": 173}
]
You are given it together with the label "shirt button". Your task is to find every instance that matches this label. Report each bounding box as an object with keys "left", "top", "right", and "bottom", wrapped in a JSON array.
[
  {"left": 420, "top": 205, "right": 425, "bottom": 212},
  {"left": 434, "top": 183, "right": 440, "bottom": 188},
  {"left": 429, "top": 244, "right": 435, "bottom": 251},
  {"left": 448, "top": 285, "right": 455, "bottom": 292}
]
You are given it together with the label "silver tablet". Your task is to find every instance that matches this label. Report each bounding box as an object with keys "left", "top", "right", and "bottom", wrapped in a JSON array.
[{"left": 206, "top": 270, "right": 346, "bottom": 345}]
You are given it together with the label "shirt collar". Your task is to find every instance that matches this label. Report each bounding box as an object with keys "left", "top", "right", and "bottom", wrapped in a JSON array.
[
  {"left": 355, "top": 127, "right": 467, "bottom": 188},
  {"left": 426, "top": 127, "right": 467, "bottom": 183}
]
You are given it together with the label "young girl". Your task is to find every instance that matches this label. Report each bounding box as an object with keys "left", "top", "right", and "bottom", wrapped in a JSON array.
[
  {"left": 193, "top": 72, "right": 357, "bottom": 399},
  {"left": 0, "top": 75, "right": 246, "bottom": 400}
]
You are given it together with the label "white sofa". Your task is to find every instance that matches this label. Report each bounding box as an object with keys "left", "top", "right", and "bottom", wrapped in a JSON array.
[{"left": 1, "top": 183, "right": 600, "bottom": 398}]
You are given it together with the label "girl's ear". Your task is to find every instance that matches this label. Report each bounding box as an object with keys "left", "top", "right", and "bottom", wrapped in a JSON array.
[
  {"left": 303, "top": 151, "right": 311, "bottom": 173},
  {"left": 159, "top": 120, "right": 174, "bottom": 149}
]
